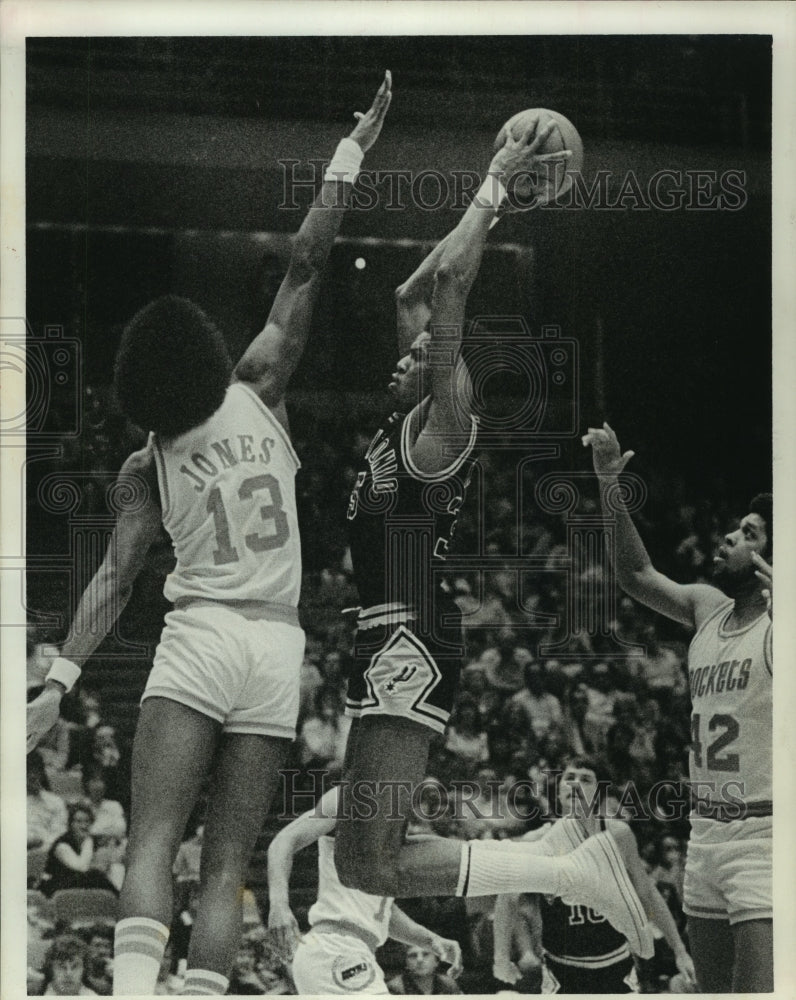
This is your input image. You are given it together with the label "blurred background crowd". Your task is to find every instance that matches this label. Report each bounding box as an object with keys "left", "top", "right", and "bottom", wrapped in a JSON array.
[
  {"left": 22, "top": 32, "right": 770, "bottom": 995},
  {"left": 26, "top": 387, "right": 736, "bottom": 994}
]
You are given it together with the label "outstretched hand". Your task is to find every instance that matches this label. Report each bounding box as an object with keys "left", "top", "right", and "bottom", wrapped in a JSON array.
[
  {"left": 267, "top": 900, "right": 301, "bottom": 962},
  {"left": 350, "top": 70, "right": 392, "bottom": 153},
  {"left": 582, "top": 421, "right": 635, "bottom": 476},
  {"left": 493, "top": 955, "right": 522, "bottom": 985},
  {"left": 752, "top": 551, "right": 773, "bottom": 619},
  {"left": 432, "top": 936, "right": 463, "bottom": 978},
  {"left": 490, "top": 117, "right": 572, "bottom": 185}
]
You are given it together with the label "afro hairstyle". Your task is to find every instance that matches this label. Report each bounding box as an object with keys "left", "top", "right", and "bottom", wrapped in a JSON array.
[{"left": 113, "top": 295, "right": 233, "bottom": 439}]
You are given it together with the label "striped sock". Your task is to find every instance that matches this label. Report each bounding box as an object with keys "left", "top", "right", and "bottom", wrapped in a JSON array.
[
  {"left": 112, "top": 917, "right": 169, "bottom": 995},
  {"left": 456, "top": 839, "right": 568, "bottom": 897},
  {"left": 180, "top": 969, "right": 230, "bottom": 995}
]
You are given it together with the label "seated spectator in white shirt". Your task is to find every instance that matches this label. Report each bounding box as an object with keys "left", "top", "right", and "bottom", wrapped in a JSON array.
[
  {"left": 505, "top": 660, "right": 564, "bottom": 744},
  {"left": 445, "top": 695, "right": 489, "bottom": 764},
  {"left": 82, "top": 766, "right": 126, "bottom": 841},
  {"left": 27, "top": 750, "right": 68, "bottom": 852}
]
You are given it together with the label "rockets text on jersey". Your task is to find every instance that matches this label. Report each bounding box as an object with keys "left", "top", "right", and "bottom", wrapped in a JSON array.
[{"left": 687, "top": 600, "right": 772, "bottom": 817}]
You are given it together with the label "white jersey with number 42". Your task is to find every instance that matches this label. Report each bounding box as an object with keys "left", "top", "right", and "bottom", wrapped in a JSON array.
[
  {"left": 687, "top": 600, "right": 772, "bottom": 810},
  {"left": 151, "top": 382, "right": 301, "bottom": 607}
]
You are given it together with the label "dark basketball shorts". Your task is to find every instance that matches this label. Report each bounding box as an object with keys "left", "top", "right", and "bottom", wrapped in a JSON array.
[
  {"left": 344, "top": 601, "right": 464, "bottom": 735},
  {"left": 543, "top": 955, "right": 638, "bottom": 994}
]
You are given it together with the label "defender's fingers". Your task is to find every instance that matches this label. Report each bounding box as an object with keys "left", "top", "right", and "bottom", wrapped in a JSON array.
[
  {"left": 353, "top": 111, "right": 365, "bottom": 121},
  {"left": 622, "top": 450, "right": 635, "bottom": 462},
  {"left": 528, "top": 118, "right": 557, "bottom": 151},
  {"left": 535, "top": 149, "right": 573, "bottom": 162}
]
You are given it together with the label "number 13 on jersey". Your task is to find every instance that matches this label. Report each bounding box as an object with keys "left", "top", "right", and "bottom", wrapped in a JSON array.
[{"left": 207, "top": 474, "right": 290, "bottom": 565}]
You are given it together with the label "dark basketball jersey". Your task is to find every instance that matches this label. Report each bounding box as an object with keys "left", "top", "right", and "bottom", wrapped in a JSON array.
[
  {"left": 346, "top": 401, "right": 478, "bottom": 616},
  {"left": 541, "top": 896, "right": 630, "bottom": 967}
]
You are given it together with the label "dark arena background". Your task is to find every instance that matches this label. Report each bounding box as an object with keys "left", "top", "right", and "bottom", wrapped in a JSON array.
[{"left": 23, "top": 33, "right": 772, "bottom": 995}]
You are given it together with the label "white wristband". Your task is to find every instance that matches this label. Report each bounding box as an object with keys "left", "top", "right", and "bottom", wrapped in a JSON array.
[
  {"left": 475, "top": 174, "right": 508, "bottom": 213},
  {"left": 46, "top": 656, "right": 81, "bottom": 694},
  {"left": 324, "top": 137, "right": 364, "bottom": 184}
]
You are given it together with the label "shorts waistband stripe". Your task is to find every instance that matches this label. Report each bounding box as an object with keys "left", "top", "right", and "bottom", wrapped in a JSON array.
[
  {"left": 546, "top": 944, "right": 631, "bottom": 969},
  {"left": 310, "top": 919, "right": 380, "bottom": 953},
  {"left": 690, "top": 799, "right": 773, "bottom": 822},
  {"left": 173, "top": 597, "right": 300, "bottom": 625}
]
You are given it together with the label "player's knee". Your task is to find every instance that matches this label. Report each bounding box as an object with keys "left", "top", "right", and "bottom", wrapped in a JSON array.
[{"left": 334, "top": 835, "right": 399, "bottom": 895}]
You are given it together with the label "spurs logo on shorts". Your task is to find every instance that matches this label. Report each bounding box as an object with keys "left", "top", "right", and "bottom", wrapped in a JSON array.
[
  {"left": 361, "top": 626, "right": 447, "bottom": 729},
  {"left": 332, "top": 954, "right": 376, "bottom": 992}
]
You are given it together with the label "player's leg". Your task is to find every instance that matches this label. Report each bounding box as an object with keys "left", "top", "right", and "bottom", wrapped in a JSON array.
[
  {"left": 184, "top": 732, "right": 292, "bottom": 986},
  {"left": 335, "top": 714, "right": 649, "bottom": 949},
  {"left": 114, "top": 698, "right": 220, "bottom": 995},
  {"left": 731, "top": 918, "right": 773, "bottom": 992},
  {"left": 685, "top": 916, "right": 734, "bottom": 993},
  {"left": 335, "top": 714, "right": 435, "bottom": 895}
]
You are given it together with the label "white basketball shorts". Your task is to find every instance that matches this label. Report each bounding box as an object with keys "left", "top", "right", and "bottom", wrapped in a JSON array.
[
  {"left": 143, "top": 602, "right": 304, "bottom": 738},
  {"left": 683, "top": 816, "right": 772, "bottom": 925},
  {"left": 291, "top": 931, "right": 388, "bottom": 994}
]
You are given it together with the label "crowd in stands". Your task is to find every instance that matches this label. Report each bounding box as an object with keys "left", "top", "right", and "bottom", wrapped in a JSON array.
[{"left": 25, "top": 387, "right": 737, "bottom": 993}]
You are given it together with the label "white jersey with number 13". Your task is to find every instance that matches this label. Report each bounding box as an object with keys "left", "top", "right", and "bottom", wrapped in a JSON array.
[{"left": 152, "top": 382, "right": 301, "bottom": 607}]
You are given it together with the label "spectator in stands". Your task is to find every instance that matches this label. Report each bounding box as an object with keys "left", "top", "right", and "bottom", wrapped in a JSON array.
[
  {"left": 82, "top": 725, "right": 130, "bottom": 813},
  {"left": 42, "top": 934, "right": 96, "bottom": 995},
  {"left": 27, "top": 750, "right": 68, "bottom": 852},
  {"left": 82, "top": 766, "right": 126, "bottom": 841},
  {"left": 581, "top": 661, "right": 618, "bottom": 751},
  {"left": 445, "top": 694, "right": 489, "bottom": 764},
  {"left": 388, "top": 944, "right": 462, "bottom": 995},
  {"left": 628, "top": 625, "right": 688, "bottom": 703},
  {"left": 298, "top": 650, "right": 324, "bottom": 719},
  {"left": 154, "top": 939, "right": 184, "bottom": 995},
  {"left": 297, "top": 684, "right": 349, "bottom": 772},
  {"left": 505, "top": 659, "right": 563, "bottom": 744},
  {"left": 651, "top": 835, "right": 687, "bottom": 905},
  {"left": 81, "top": 925, "right": 114, "bottom": 996},
  {"left": 42, "top": 803, "right": 118, "bottom": 897},
  {"left": 226, "top": 936, "right": 274, "bottom": 994}
]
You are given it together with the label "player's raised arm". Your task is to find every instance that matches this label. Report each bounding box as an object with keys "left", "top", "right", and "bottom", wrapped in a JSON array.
[
  {"left": 411, "top": 121, "right": 570, "bottom": 474},
  {"left": 26, "top": 447, "right": 162, "bottom": 752},
  {"left": 584, "top": 422, "right": 723, "bottom": 629},
  {"left": 608, "top": 822, "right": 696, "bottom": 988},
  {"left": 266, "top": 786, "right": 339, "bottom": 961},
  {"left": 235, "top": 71, "right": 392, "bottom": 416}
]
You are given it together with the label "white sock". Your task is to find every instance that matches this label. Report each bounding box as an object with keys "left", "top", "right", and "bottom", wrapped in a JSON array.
[
  {"left": 180, "top": 969, "right": 230, "bottom": 995},
  {"left": 113, "top": 917, "right": 169, "bottom": 996},
  {"left": 456, "top": 839, "right": 570, "bottom": 897}
]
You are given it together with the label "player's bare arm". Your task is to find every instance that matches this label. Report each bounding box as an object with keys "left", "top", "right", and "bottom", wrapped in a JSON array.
[
  {"left": 266, "top": 787, "right": 339, "bottom": 961},
  {"left": 26, "top": 447, "right": 162, "bottom": 751},
  {"left": 411, "top": 120, "right": 571, "bottom": 474},
  {"left": 584, "top": 421, "right": 724, "bottom": 629},
  {"left": 607, "top": 821, "right": 696, "bottom": 986},
  {"left": 394, "top": 233, "right": 453, "bottom": 357},
  {"left": 235, "top": 71, "right": 392, "bottom": 418},
  {"left": 387, "top": 908, "right": 463, "bottom": 978},
  {"left": 492, "top": 892, "right": 524, "bottom": 984}
]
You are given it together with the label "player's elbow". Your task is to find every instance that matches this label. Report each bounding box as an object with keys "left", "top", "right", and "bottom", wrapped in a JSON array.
[
  {"left": 434, "top": 261, "right": 471, "bottom": 297},
  {"left": 288, "top": 236, "right": 324, "bottom": 283}
]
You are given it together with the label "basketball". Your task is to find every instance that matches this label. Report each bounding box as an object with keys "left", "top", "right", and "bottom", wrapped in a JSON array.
[{"left": 494, "top": 108, "right": 584, "bottom": 203}]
